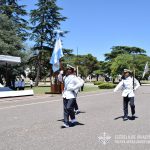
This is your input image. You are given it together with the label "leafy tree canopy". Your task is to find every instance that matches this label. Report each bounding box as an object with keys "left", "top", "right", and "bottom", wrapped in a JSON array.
[
  {"left": 105, "top": 46, "right": 146, "bottom": 61},
  {"left": 0, "top": 0, "right": 29, "bottom": 41},
  {"left": 0, "top": 14, "right": 23, "bottom": 56}
]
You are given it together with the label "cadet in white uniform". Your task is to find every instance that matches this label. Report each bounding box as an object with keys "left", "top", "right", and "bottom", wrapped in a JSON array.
[
  {"left": 62, "top": 65, "right": 84, "bottom": 128},
  {"left": 114, "top": 69, "right": 140, "bottom": 121}
]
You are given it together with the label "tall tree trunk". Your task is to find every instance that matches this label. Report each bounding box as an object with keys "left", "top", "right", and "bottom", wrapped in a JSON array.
[
  {"left": 34, "top": 54, "right": 41, "bottom": 87},
  {"left": 35, "top": 63, "right": 40, "bottom": 86},
  {"left": 96, "top": 75, "right": 99, "bottom": 81},
  {"left": 112, "top": 78, "right": 115, "bottom": 84}
]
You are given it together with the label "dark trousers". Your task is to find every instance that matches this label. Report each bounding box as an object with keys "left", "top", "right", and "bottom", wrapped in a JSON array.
[
  {"left": 74, "top": 99, "right": 79, "bottom": 111},
  {"left": 63, "top": 98, "right": 76, "bottom": 125},
  {"left": 81, "top": 84, "right": 84, "bottom": 91},
  {"left": 123, "top": 96, "right": 135, "bottom": 117}
]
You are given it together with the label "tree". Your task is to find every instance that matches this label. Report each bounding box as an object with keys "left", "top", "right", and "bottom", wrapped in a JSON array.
[
  {"left": 0, "top": 14, "right": 23, "bottom": 55},
  {"left": 104, "top": 46, "right": 148, "bottom": 82},
  {"left": 93, "top": 70, "right": 103, "bottom": 81},
  {"left": 0, "top": 0, "right": 29, "bottom": 41},
  {"left": 110, "top": 54, "right": 133, "bottom": 78},
  {"left": 110, "top": 53, "right": 150, "bottom": 80},
  {"left": 0, "top": 14, "right": 27, "bottom": 86},
  {"left": 30, "top": 0, "right": 67, "bottom": 86},
  {"left": 61, "top": 48, "right": 74, "bottom": 68},
  {"left": 74, "top": 54, "right": 99, "bottom": 78},
  {"left": 104, "top": 46, "right": 146, "bottom": 61}
]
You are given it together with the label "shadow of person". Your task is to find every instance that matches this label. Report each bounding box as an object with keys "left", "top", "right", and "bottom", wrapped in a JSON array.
[
  {"left": 75, "top": 111, "right": 86, "bottom": 115},
  {"left": 57, "top": 119, "right": 64, "bottom": 122},
  {"left": 60, "top": 122, "right": 85, "bottom": 129},
  {"left": 114, "top": 116, "right": 124, "bottom": 120},
  {"left": 57, "top": 119, "right": 85, "bottom": 126},
  {"left": 114, "top": 115, "right": 139, "bottom": 121},
  {"left": 69, "top": 122, "right": 85, "bottom": 127}
]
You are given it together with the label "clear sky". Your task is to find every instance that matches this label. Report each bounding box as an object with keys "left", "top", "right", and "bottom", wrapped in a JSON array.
[{"left": 21, "top": 0, "right": 150, "bottom": 60}]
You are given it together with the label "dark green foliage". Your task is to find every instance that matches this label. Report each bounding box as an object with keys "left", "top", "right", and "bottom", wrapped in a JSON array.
[
  {"left": 30, "top": 0, "right": 67, "bottom": 48},
  {"left": 0, "top": 0, "right": 29, "bottom": 41},
  {"left": 105, "top": 46, "right": 146, "bottom": 61},
  {"left": 98, "top": 82, "right": 116, "bottom": 89},
  {"left": 0, "top": 14, "right": 23, "bottom": 55},
  {"left": 29, "top": 0, "right": 67, "bottom": 86},
  {"left": 93, "top": 81, "right": 105, "bottom": 85}
]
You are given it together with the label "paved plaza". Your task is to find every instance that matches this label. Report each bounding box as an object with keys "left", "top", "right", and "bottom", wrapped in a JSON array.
[{"left": 0, "top": 85, "right": 150, "bottom": 150}]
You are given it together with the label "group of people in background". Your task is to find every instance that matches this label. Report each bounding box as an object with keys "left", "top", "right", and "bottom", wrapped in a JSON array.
[
  {"left": 11, "top": 77, "right": 33, "bottom": 90},
  {"left": 14, "top": 78, "right": 25, "bottom": 90}
]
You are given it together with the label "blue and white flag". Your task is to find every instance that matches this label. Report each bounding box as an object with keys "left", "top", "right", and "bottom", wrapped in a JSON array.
[
  {"left": 50, "top": 37, "right": 63, "bottom": 72},
  {"left": 142, "top": 62, "right": 149, "bottom": 78}
]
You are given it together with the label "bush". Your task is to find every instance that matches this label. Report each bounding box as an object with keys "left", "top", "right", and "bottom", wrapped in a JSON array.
[
  {"left": 98, "top": 82, "right": 116, "bottom": 89},
  {"left": 93, "top": 81, "right": 104, "bottom": 85}
]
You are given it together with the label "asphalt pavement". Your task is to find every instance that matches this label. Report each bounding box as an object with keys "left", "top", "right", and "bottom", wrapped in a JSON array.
[{"left": 0, "top": 86, "right": 150, "bottom": 150}]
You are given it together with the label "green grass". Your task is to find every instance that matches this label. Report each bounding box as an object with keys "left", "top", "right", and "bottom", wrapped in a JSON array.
[
  {"left": 82, "top": 85, "right": 100, "bottom": 92},
  {"left": 26, "top": 86, "right": 50, "bottom": 95},
  {"left": 141, "top": 80, "right": 150, "bottom": 84},
  {"left": 25, "top": 84, "right": 100, "bottom": 95}
]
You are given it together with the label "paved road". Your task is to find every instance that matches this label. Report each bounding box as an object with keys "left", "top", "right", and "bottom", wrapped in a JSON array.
[{"left": 0, "top": 86, "right": 150, "bottom": 150}]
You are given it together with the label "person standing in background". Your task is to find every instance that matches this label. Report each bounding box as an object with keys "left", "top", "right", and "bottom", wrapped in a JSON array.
[
  {"left": 21, "top": 79, "right": 25, "bottom": 90},
  {"left": 14, "top": 78, "right": 19, "bottom": 90},
  {"left": 30, "top": 78, "right": 33, "bottom": 89},
  {"left": 18, "top": 78, "right": 22, "bottom": 90}
]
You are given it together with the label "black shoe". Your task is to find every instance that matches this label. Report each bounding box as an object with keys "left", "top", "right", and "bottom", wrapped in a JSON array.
[
  {"left": 131, "top": 114, "right": 135, "bottom": 120},
  {"left": 61, "top": 123, "right": 69, "bottom": 128},
  {"left": 123, "top": 116, "right": 128, "bottom": 121},
  {"left": 75, "top": 110, "right": 80, "bottom": 115}
]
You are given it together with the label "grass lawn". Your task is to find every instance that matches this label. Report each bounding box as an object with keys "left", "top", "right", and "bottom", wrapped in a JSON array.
[
  {"left": 25, "top": 84, "right": 100, "bottom": 95},
  {"left": 83, "top": 85, "right": 100, "bottom": 92},
  {"left": 141, "top": 80, "right": 150, "bottom": 84},
  {"left": 26, "top": 86, "right": 50, "bottom": 95}
]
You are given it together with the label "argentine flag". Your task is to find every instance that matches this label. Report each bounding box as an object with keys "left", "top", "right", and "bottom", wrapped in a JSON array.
[{"left": 50, "top": 37, "right": 63, "bottom": 72}]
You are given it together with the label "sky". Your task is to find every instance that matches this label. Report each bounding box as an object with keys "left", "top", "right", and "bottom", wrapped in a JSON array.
[{"left": 21, "top": 0, "right": 150, "bottom": 60}]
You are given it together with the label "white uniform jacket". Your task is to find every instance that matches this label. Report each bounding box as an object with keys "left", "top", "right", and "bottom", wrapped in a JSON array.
[
  {"left": 62, "top": 75, "right": 84, "bottom": 99},
  {"left": 114, "top": 76, "right": 140, "bottom": 97}
]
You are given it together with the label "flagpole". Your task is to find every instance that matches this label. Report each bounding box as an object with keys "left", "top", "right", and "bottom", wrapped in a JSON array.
[
  {"left": 76, "top": 47, "right": 79, "bottom": 76},
  {"left": 49, "top": 30, "right": 64, "bottom": 94},
  {"left": 133, "top": 69, "right": 135, "bottom": 90},
  {"left": 132, "top": 54, "right": 136, "bottom": 90}
]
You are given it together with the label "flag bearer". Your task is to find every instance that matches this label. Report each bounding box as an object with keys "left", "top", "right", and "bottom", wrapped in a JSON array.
[{"left": 62, "top": 65, "right": 84, "bottom": 128}]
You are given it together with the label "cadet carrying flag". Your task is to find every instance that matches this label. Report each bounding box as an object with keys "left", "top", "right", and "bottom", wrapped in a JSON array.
[
  {"left": 142, "top": 62, "right": 149, "bottom": 78},
  {"left": 50, "top": 37, "right": 63, "bottom": 72}
]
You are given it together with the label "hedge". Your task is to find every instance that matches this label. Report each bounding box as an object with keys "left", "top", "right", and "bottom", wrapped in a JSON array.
[
  {"left": 93, "top": 81, "right": 104, "bottom": 85},
  {"left": 98, "top": 82, "right": 116, "bottom": 89}
]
